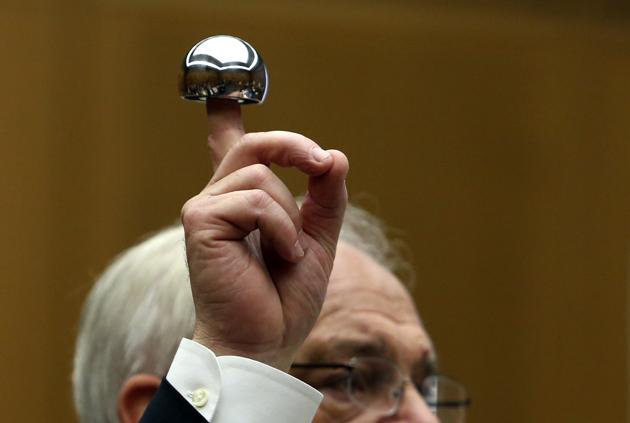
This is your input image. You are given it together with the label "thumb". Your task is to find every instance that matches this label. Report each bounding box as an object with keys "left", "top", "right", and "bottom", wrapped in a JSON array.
[
  {"left": 206, "top": 99, "right": 245, "bottom": 170},
  {"left": 301, "top": 150, "right": 349, "bottom": 262}
]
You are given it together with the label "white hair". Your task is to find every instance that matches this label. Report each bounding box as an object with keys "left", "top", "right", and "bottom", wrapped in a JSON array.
[{"left": 72, "top": 203, "right": 410, "bottom": 423}]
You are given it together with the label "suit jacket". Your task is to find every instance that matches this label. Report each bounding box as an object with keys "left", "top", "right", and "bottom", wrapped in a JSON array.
[{"left": 140, "top": 379, "right": 206, "bottom": 423}]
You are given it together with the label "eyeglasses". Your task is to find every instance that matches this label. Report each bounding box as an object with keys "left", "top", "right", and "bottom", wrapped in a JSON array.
[{"left": 291, "top": 357, "right": 470, "bottom": 422}]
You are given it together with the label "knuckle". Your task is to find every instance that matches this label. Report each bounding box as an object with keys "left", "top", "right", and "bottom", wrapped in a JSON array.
[
  {"left": 239, "top": 133, "right": 272, "bottom": 165},
  {"left": 241, "top": 132, "right": 257, "bottom": 144},
  {"left": 180, "top": 196, "right": 207, "bottom": 227},
  {"left": 180, "top": 198, "right": 194, "bottom": 220},
  {"left": 223, "top": 135, "right": 251, "bottom": 158},
  {"left": 248, "top": 163, "right": 272, "bottom": 185},
  {"left": 246, "top": 189, "right": 271, "bottom": 209}
]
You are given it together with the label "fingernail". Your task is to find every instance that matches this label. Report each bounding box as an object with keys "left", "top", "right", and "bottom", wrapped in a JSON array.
[
  {"left": 293, "top": 239, "right": 305, "bottom": 259},
  {"left": 312, "top": 147, "right": 331, "bottom": 162}
]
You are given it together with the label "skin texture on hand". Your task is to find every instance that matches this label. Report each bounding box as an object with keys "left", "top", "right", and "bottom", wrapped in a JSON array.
[{"left": 182, "top": 116, "right": 349, "bottom": 371}]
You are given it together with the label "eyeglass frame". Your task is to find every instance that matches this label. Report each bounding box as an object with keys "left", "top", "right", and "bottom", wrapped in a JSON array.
[{"left": 291, "top": 356, "right": 470, "bottom": 418}]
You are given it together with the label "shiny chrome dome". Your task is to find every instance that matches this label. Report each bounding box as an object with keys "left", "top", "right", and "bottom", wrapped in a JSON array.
[{"left": 179, "top": 35, "right": 268, "bottom": 104}]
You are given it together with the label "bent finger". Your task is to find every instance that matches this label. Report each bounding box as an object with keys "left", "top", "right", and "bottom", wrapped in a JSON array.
[
  {"left": 301, "top": 150, "right": 349, "bottom": 260},
  {"left": 182, "top": 189, "right": 304, "bottom": 263},
  {"left": 201, "top": 163, "right": 301, "bottom": 231},
  {"left": 211, "top": 131, "right": 333, "bottom": 183}
]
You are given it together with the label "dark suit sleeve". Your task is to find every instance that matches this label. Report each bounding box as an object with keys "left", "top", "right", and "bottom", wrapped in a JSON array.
[{"left": 139, "top": 378, "right": 208, "bottom": 423}]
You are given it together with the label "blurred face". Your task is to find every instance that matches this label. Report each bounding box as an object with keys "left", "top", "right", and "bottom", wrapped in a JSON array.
[{"left": 292, "top": 242, "right": 439, "bottom": 423}]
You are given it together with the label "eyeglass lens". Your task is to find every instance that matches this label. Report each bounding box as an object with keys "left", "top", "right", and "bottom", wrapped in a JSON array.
[
  {"left": 348, "top": 357, "right": 401, "bottom": 415},
  {"left": 348, "top": 357, "right": 469, "bottom": 423}
]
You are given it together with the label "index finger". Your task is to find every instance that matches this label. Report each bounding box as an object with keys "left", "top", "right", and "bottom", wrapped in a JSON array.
[
  {"left": 206, "top": 99, "right": 245, "bottom": 170},
  {"left": 209, "top": 131, "right": 334, "bottom": 184}
]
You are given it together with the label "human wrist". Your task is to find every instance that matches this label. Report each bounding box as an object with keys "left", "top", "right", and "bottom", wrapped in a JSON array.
[{"left": 191, "top": 333, "right": 294, "bottom": 372}]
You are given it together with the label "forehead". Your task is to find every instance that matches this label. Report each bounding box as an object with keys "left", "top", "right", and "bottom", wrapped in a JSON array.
[{"left": 298, "top": 242, "right": 433, "bottom": 363}]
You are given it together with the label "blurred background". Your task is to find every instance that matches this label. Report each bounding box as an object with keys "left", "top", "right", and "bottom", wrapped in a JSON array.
[{"left": 2, "top": 0, "right": 630, "bottom": 422}]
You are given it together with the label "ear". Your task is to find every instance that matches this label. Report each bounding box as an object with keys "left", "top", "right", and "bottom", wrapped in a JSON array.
[{"left": 117, "top": 374, "right": 162, "bottom": 423}]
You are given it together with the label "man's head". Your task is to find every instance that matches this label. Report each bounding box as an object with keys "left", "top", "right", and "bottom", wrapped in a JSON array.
[
  {"left": 293, "top": 242, "right": 437, "bottom": 422},
  {"left": 73, "top": 204, "right": 437, "bottom": 423},
  {"left": 73, "top": 224, "right": 194, "bottom": 423}
]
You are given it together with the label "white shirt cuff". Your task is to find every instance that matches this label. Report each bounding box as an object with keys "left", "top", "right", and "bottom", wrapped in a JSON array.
[{"left": 166, "top": 338, "right": 322, "bottom": 422}]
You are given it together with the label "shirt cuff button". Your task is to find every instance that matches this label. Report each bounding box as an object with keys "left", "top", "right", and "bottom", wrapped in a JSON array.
[{"left": 191, "top": 388, "right": 210, "bottom": 408}]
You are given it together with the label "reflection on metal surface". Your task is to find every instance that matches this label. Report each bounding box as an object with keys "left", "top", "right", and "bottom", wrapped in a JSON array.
[{"left": 179, "top": 35, "right": 268, "bottom": 104}]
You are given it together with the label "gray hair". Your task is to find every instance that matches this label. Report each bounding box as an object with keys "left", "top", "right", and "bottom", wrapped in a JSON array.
[{"left": 72, "top": 203, "right": 411, "bottom": 423}]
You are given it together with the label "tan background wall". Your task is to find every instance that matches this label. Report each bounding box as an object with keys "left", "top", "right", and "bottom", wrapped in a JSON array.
[{"left": 1, "top": 1, "right": 629, "bottom": 422}]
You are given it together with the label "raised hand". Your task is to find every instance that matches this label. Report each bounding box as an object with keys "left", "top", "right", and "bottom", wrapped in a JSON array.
[{"left": 181, "top": 100, "right": 348, "bottom": 371}]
